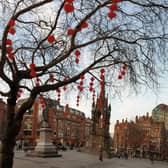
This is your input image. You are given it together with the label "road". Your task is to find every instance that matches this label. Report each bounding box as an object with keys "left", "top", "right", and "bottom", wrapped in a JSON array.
[{"left": 13, "top": 150, "right": 168, "bottom": 168}]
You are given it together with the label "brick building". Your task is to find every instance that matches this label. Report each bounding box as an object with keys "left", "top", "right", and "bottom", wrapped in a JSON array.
[
  {"left": 113, "top": 112, "right": 166, "bottom": 159},
  {"left": 15, "top": 98, "right": 92, "bottom": 148}
]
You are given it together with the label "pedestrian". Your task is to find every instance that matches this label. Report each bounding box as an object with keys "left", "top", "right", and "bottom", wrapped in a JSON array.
[{"left": 99, "top": 148, "right": 103, "bottom": 161}]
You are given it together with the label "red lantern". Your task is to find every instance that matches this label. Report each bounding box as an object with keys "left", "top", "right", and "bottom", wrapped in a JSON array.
[
  {"left": 8, "top": 28, "right": 16, "bottom": 35},
  {"left": 90, "top": 77, "right": 94, "bottom": 81},
  {"left": 7, "top": 46, "right": 13, "bottom": 53},
  {"left": 65, "top": 0, "right": 74, "bottom": 3},
  {"left": 47, "top": 35, "right": 56, "bottom": 43},
  {"left": 80, "top": 81, "right": 83, "bottom": 86},
  {"left": 8, "top": 19, "right": 15, "bottom": 27},
  {"left": 49, "top": 73, "right": 54, "bottom": 82},
  {"left": 121, "top": 71, "right": 126, "bottom": 76},
  {"left": 118, "top": 74, "right": 122, "bottom": 80},
  {"left": 75, "top": 58, "right": 79, "bottom": 64},
  {"left": 67, "top": 28, "right": 74, "bottom": 35},
  {"left": 89, "top": 87, "right": 93, "bottom": 92},
  {"left": 81, "top": 22, "right": 88, "bottom": 29},
  {"left": 109, "top": 4, "right": 118, "bottom": 11},
  {"left": 64, "top": 3, "right": 74, "bottom": 13},
  {"left": 56, "top": 88, "right": 61, "bottom": 93},
  {"left": 79, "top": 87, "right": 83, "bottom": 92},
  {"left": 100, "top": 68, "right": 105, "bottom": 74},
  {"left": 107, "top": 12, "right": 117, "bottom": 19},
  {"left": 8, "top": 53, "right": 14, "bottom": 60},
  {"left": 6, "top": 39, "right": 12, "bottom": 45},
  {"left": 80, "top": 74, "right": 84, "bottom": 80},
  {"left": 100, "top": 74, "right": 104, "bottom": 80},
  {"left": 30, "top": 71, "right": 37, "bottom": 77},
  {"left": 63, "top": 86, "right": 67, "bottom": 91},
  {"left": 29, "top": 63, "right": 36, "bottom": 69},
  {"left": 89, "top": 82, "right": 94, "bottom": 86},
  {"left": 75, "top": 50, "right": 81, "bottom": 56},
  {"left": 112, "top": 0, "right": 122, "bottom": 3},
  {"left": 122, "top": 65, "right": 127, "bottom": 70},
  {"left": 19, "top": 89, "right": 23, "bottom": 93}
]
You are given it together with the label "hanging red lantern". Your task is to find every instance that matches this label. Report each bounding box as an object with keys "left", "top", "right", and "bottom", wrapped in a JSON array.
[
  {"left": 7, "top": 46, "right": 13, "bottom": 53},
  {"left": 81, "top": 22, "right": 88, "bottom": 29},
  {"left": 19, "top": 89, "right": 23, "bottom": 93},
  {"left": 100, "top": 80, "right": 104, "bottom": 86},
  {"left": 6, "top": 39, "right": 12, "bottom": 45},
  {"left": 30, "top": 71, "right": 37, "bottom": 78},
  {"left": 112, "top": 0, "right": 122, "bottom": 3},
  {"left": 79, "top": 87, "right": 83, "bottom": 92},
  {"left": 75, "top": 50, "right": 81, "bottom": 56},
  {"left": 65, "top": 0, "right": 74, "bottom": 3},
  {"left": 8, "top": 19, "right": 15, "bottom": 27},
  {"left": 107, "top": 12, "right": 117, "bottom": 19},
  {"left": 63, "top": 86, "right": 67, "bottom": 91},
  {"left": 118, "top": 74, "right": 122, "bottom": 80},
  {"left": 8, "top": 28, "right": 16, "bottom": 35},
  {"left": 75, "top": 58, "right": 79, "bottom": 64},
  {"left": 109, "top": 4, "right": 118, "bottom": 11},
  {"left": 47, "top": 35, "right": 56, "bottom": 43},
  {"left": 89, "top": 82, "right": 94, "bottom": 87},
  {"left": 80, "top": 81, "right": 83, "bottom": 86},
  {"left": 80, "top": 74, "right": 84, "bottom": 80},
  {"left": 67, "top": 28, "right": 74, "bottom": 35},
  {"left": 8, "top": 53, "right": 14, "bottom": 60},
  {"left": 49, "top": 73, "right": 54, "bottom": 82},
  {"left": 29, "top": 63, "right": 36, "bottom": 69},
  {"left": 100, "top": 68, "right": 105, "bottom": 74},
  {"left": 121, "top": 71, "right": 126, "bottom": 76},
  {"left": 56, "top": 88, "right": 61, "bottom": 93},
  {"left": 64, "top": 3, "right": 74, "bottom": 13},
  {"left": 122, "top": 65, "right": 127, "bottom": 70},
  {"left": 90, "top": 77, "right": 94, "bottom": 81},
  {"left": 100, "top": 74, "right": 104, "bottom": 80},
  {"left": 89, "top": 87, "right": 93, "bottom": 92}
]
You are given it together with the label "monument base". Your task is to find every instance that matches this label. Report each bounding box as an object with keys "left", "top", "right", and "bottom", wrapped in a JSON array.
[{"left": 26, "top": 121, "right": 62, "bottom": 158}]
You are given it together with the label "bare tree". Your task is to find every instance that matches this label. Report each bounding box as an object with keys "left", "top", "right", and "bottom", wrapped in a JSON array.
[{"left": 0, "top": 0, "right": 168, "bottom": 167}]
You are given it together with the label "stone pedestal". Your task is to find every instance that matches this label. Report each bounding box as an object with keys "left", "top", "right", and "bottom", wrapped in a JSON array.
[{"left": 26, "top": 121, "right": 61, "bottom": 157}]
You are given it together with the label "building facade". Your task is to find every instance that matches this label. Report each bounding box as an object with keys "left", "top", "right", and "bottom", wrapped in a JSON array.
[
  {"left": 113, "top": 113, "right": 166, "bottom": 160},
  {"left": 16, "top": 98, "right": 92, "bottom": 148},
  {"left": 152, "top": 104, "right": 168, "bottom": 139}
]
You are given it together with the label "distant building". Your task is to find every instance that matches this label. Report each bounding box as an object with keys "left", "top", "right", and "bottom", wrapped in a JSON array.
[
  {"left": 16, "top": 98, "right": 92, "bottom": 148},
  {"left": 87, "top": 83, "right": 111, "bottom": 157},
  {"left": 113, "top": 112, "right": 166, "bottom": 160},
  {"left": 152, "top": 104, "right": 168, "bottom": 136}
]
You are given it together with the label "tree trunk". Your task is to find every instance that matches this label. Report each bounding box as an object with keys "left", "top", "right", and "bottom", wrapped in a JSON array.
[
  {"left": 0, "top": 98, "right": 22, "bottom": 168},
  {"left": 0, "top": 136, "right": 16, "bottom": 168}
]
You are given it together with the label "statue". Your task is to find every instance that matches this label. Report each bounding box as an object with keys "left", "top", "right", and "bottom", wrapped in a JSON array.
[{"left": 42, "top": 106, "right": 48, "bottom": 122}]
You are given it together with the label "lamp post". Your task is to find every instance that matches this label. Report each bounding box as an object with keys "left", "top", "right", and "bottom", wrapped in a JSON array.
[{"left": 99, "top": 114, "right": 104, "bottom": 161}]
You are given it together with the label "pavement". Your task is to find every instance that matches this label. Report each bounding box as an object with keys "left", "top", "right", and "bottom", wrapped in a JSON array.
[{"left": 13, "top": 150, "right": 168, "bottom": 168}]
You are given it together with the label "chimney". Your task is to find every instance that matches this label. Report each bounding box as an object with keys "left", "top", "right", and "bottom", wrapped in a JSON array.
[
  {"left": 135, "top": 116, "right": 138, "bottom": 122},
  {"left": 146, "top": 112, "right": 149, "bottom": 118}
]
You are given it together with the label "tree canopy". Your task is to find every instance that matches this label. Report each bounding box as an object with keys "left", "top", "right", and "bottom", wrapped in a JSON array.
[{"left": 0, "top": 0, "right": 168, "bottom": 167}]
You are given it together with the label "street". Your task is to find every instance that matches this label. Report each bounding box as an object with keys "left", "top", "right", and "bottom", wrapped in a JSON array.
[{"left": 13, "top": 150, "right": 168, "bottom": 168}]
